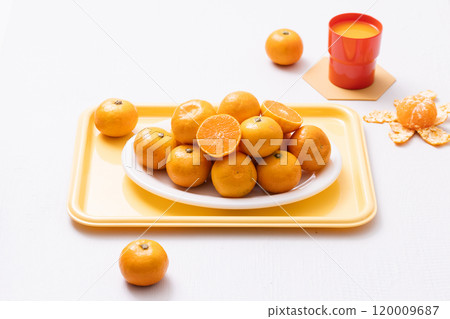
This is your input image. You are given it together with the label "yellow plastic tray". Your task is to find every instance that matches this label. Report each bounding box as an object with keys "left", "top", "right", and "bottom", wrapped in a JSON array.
[{"left": 68, "top": 104, "right": 376, "bottom": 228}]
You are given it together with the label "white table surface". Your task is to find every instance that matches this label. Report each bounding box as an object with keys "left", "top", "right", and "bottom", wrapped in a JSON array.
[{"left": 0, "top": 0, "right": 449, "bottom": 301}]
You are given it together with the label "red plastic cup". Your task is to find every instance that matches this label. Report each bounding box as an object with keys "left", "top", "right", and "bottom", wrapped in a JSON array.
[{"left": 328, "top": 13, "right": 383, "bottom": 90}]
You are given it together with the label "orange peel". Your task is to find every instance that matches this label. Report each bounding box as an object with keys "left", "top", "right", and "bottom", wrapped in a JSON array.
[
  {"left": 388, "top": 122, "right": 414, "bottom": 144},
  {"left": 364, "top": 90, "right": 449, "bottom": 146},
  {"left": 417, "top": 127, "right": 450, "bottom": 146},
  {"left": 434, "top": 109, "right": 448, "bottom": 126},
  {"left": 363, "top": 110, "right": 397, "bottom": 123}
]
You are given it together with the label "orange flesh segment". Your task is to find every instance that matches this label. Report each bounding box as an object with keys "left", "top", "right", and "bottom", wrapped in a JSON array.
[
  {"left": 263, "top": 100, "right": 302, "bottom": 124},
  {"left": 196, "top": 114, "right": 241, "bottom": 157}
]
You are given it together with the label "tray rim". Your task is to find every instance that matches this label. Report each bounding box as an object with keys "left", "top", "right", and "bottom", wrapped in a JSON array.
[{"left": 67, "top": 103, "right": 377, "bottom": 228}]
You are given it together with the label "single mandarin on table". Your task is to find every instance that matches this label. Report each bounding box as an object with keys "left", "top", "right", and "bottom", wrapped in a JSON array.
[
  {"left": 396, "top": 94, "right": 437, "bottom": 130},
  {"left": 166, "top": 145, "right": 211, "bottom": 188},
  {"left": 171, "top": 99, "right": 216, "bottom": 144},
  {"left": 211, "top": 152, "right": 257, "bottom": 198},
  {"left": 288, "top": 125, "right": 331, "bottom": 172},
  {"left": 261, "top": 100, "right": 303, "bottom": 133},
  {"left": 196, "top": 114, "right": 241, "bottom": 158},
  {"left": 217, "top": 91, "right": 260, "bottom": 123},
  {"left": 240, "top": 116, "right": 283, "bottom": 158},
  {"left": 257, "top": 150, "right": 301, "bottom": 194},
  {"left": 94, "top": 98, "right": 138, "bottom": 137},
  {"left": 134, "top": 127, "right": 175, "bottom": 170},
  {"left": 265, "top": 29, "right": 303, "bottom": 65},
  {"left": 119, "top": 239, "right": 169, "bottom": 286}
]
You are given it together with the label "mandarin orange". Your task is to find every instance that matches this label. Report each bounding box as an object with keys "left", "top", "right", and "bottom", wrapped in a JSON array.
[
  {"left": 218, "top": 91, "right": 260, "bottom": 123},
  {"left": 240, "top": 116, "right": 283, "bottom": 158},
  {"left": 261, "top": 100, "right": 303, "bottom": 133},
  {"left": 265, "top": 29, "right": 303, "bottom": 65},
  {"left": 257, "top": 151, "right": 301, "bottom": 193},
  {"left": 94, "top": 98, "right": 138, "bottom": 137},
  {"left": 196, "top": 114, "right": 241, "bottom": 158},
  {"left": 288, "top": 125, "right": 331, "bottom": 172},
  {"left": 396, "top": 95, "right": 437, "bottom": 129},
  {"left": 211, "top": 152, "right": 257, "bottom": 198},
  {"left": 119, "top": 239, "right": 168, "bottom": 286},
  {"left": 166, "top": 145, "right": 211, "bottom": 187},
  {"left": 171, "top": 100, "right": 216, "bottom": 144},
  {"left": 134, "top": 127, "right": 175, "bottom": 170}
]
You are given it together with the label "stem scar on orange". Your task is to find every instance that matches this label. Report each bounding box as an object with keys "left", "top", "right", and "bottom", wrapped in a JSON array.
[
  {"left": 261, "top": 100, "right": 303, "bottom": 133},
  {"left": 265, "top": 29, "right": 303, "bottom": 66},
  {"left": 196, "top": 114, "right": 241, "bottom": 158},
  {"left": 94, "top": 98, "right": 138, "bottom": 137},
  {"left": 119, "top": 239, "right": 169, "bottom": 287}
]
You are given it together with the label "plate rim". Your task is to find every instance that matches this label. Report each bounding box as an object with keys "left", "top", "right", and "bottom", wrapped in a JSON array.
[{"left": 121, "top": 120, "right": 343, "bottom": 210}]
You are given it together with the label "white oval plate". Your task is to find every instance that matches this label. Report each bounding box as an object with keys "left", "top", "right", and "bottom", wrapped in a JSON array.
[{"left": 121, "top": 120, "right": 342, "bottom": 210}]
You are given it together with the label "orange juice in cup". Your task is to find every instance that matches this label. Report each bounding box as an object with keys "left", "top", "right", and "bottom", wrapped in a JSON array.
[{"left": 328, "top": 13, "right": 383, "bottom": 89}]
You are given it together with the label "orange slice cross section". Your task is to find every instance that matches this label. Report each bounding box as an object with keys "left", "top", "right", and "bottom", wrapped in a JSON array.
[
  {"left": 261, "top": 100, "right": 303, "bottom": 133},
  {"left": 196, "top": 114, "right": 241, "bottom": 158}
]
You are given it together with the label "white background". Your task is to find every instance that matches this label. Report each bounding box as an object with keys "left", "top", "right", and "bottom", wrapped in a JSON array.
[{"left": 0, "top": 0, "right": 449, "bottom": 301}]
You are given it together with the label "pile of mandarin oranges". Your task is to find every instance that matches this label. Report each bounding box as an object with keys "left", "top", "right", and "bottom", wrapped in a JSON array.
[{"left": 95, "top": 92, "right": 332, "bottom": 198}]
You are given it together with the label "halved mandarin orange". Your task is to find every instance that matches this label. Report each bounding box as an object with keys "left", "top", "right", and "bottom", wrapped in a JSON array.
[
  {"left": 196, "top": 114, "right": 241, "bottom": 158},
  {"left": 261, "top": 100, "right": 303, "bottom": 133}
]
